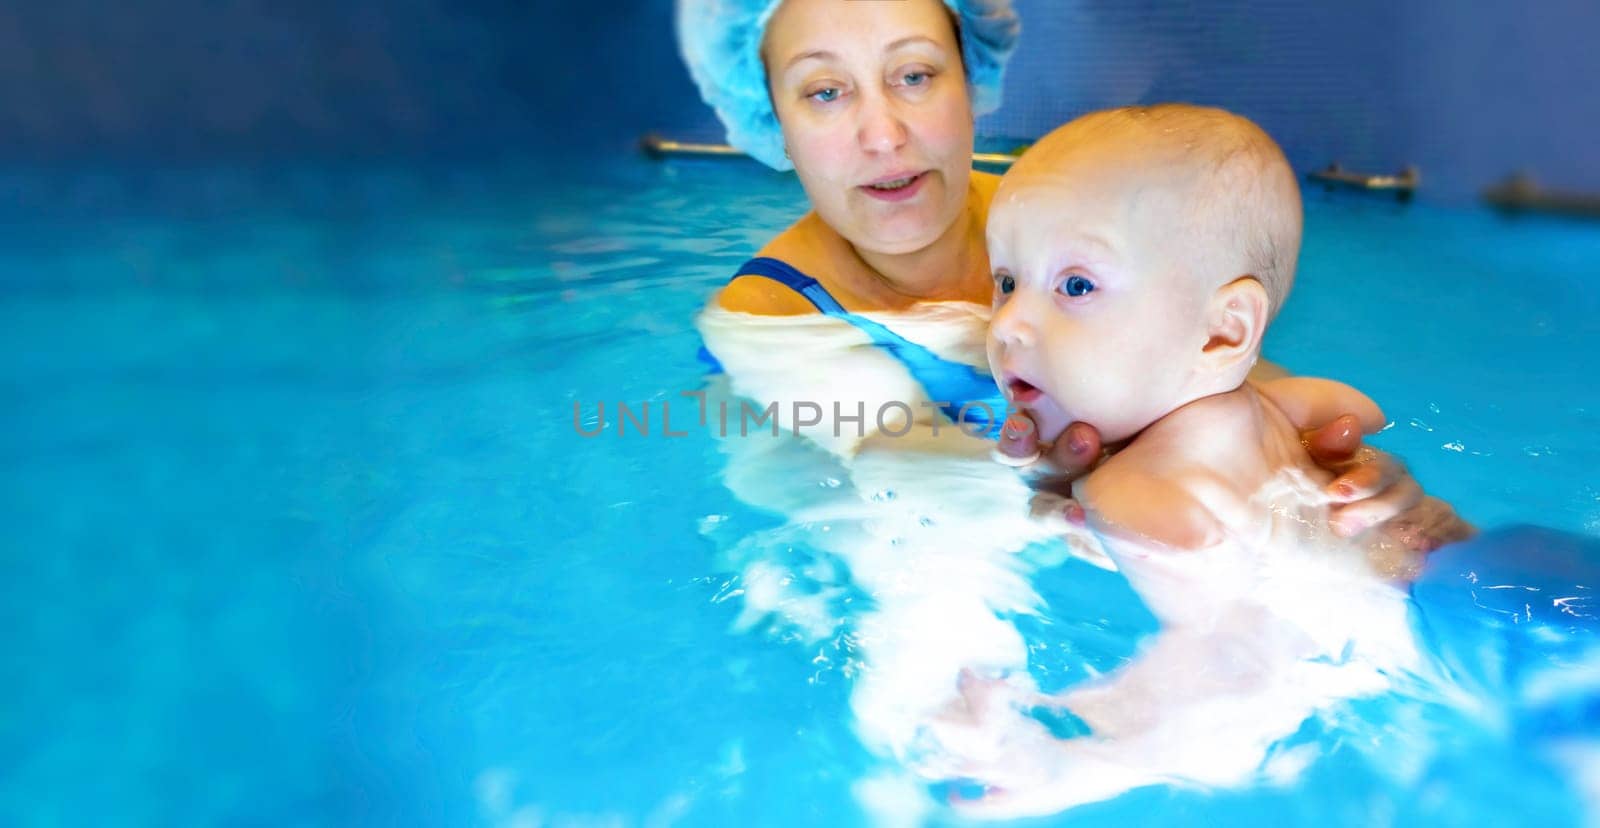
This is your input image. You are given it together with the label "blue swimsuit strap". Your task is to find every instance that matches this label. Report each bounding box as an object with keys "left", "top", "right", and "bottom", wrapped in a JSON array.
[
  {"left": 736, "top": 256, "right": 850, "bottom": 314},
  {"left": 732, "top": 257, "right": 1006, "bottom": 437}
]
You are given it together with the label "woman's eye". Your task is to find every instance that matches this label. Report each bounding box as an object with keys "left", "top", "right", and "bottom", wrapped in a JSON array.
[
  {"left": 1058, "top": 275, "right": 1096, "bottom": 297},
  {"left": 996, "top": 273, "right": 1015, "bottom": 294},
  {"left": 808, "top": 87, "right": 840, "bottom": 103}
]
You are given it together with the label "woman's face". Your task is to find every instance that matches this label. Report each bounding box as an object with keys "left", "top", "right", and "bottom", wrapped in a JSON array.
[{"left": 763, "top": 0, "right": 974, "bottom": 256}]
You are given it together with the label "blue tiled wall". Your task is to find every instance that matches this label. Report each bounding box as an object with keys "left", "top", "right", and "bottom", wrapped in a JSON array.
[
  {"left": 0, "top": 0, "right": 694, "bottom": 163},
  {"left": 982, "top": 1, "right": 1408, "bottom": 183},
  {"left": 0, "top": 0, "right": 1593, "bottom": 200},
  {"left": 986, "top": 0, "right": 1600, "bottom": 200}
]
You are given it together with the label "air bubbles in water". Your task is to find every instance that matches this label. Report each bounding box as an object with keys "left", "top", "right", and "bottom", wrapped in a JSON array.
[{"left": 697, "top": 514, "right": 728, "bottom": 535}]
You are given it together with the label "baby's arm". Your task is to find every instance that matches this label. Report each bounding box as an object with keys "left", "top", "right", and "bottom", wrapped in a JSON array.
[
  {"left": 1069, "top": 397, "right": 1256, "bottom": 554},
  {"left": 1074, "top": 464, "right": 1226, "bottom": 552}
]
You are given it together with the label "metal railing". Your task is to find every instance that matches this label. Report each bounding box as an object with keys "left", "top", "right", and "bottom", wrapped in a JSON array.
[
  {"left": 1483, "top": 174, "right": 1600, "bottom": 219},
  {"left": 646, "top": 137, "right": 1599, "bottom": 220},
  {"left": 1306, "top": 163, "right": 1419, "bottom": 202},
  {"left": 641, "top": 133, "right": 1021, "bottom": 168}
]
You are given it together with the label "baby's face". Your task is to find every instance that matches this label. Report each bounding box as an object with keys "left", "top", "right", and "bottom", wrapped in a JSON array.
[{"left": 986, "top": 160, "right": 1217, "bottom": 444}]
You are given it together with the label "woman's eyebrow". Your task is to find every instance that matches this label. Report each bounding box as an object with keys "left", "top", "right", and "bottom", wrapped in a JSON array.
[
  {"left": 782, "top": 49, "right": 836, "bottom": 72},
  {"left": 883, "top": 35, "right": 942, "bottom": 54},
  {"left": 782, "top": 35, "right": 944, "bottom": 74},
  {"left": 783, "top": 36, "right": 943, "bottom": 72}
]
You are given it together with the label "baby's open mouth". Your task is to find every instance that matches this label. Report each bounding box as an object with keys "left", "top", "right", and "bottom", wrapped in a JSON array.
[{"left": 1006, "top": 377, "right": 1042, "bottom": 404}]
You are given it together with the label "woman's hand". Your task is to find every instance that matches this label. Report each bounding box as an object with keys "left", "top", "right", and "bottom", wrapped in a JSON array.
[
  {"left": 995, "top": 413, "right": 1103, "bottom": 496},
  {"left": 1304, "top": 414, "right": 1476, "bottom": 552},
  {"left": 1000, "top": 409, "right": 1475, "bottom": 555}
]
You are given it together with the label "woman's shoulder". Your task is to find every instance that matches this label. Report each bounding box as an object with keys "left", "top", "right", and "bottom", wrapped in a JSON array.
[
  {"left": 971, "top": 168, "right": 1003, "bottom": 196},
  {"left": 716, "top": 275, "right": 818, "bottom": 316},
  {"left": 969, "top": 169, "right": 1002, "bottom": 218},
  {"left": 713, "top": 213, "right": 832, "bottom": 316}
]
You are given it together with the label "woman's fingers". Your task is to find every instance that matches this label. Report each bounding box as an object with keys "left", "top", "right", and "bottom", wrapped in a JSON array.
[
  {"left": 1330, "top": 475, "right": 1424, "bottom": 537},
  {"left": 1324, "top": 451, "right": 1403, "bottom": 502},
  {"left": 1378, "top": 496, "right": 1478, "bottom": 553},
  {"left": 1302, "top": 415, "right": 1474, "bottom": 553},
  {"left": 1302, "top": 413, "right": 1364, "bottom": 466},
  {"left": 994, "top": 412, "right": 1043, "bottom": 465},
  {"left": 995, "top": 413, "right": 1104, "bottom": 483},
  {"left": 1042, "top": 421, "right": 1103, "bottom": 477}
]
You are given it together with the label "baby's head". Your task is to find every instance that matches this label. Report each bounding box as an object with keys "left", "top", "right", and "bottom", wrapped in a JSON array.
[{"left": 986, "top": 104, "right": 1302, "bottom": 443}]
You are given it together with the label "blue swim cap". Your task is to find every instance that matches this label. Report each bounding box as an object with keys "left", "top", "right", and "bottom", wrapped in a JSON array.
[{"left": 675, "top": 0, "right": 1021, "bottom": 171}]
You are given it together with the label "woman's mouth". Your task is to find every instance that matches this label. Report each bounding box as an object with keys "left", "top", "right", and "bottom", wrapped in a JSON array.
[{"left": 859, "top": 172, "right": 927, "bottom": 202}]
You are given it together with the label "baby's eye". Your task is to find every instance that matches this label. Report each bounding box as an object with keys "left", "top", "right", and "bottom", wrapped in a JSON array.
[
  {"left": 808, "top": 87, "right": 841, "bottom": 103},
  {"left": 995, "top": 273, "right": 1015, "bottom": 294},
  {"left": 1058, "top": 275, "right": 1096, "bottom": 297},
  {"left": 902, "top": 71, "right": 928, "bottom": 86}
]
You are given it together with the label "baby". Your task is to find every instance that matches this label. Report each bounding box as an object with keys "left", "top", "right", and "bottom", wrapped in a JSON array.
[{"left": 944, "top": 104, "right": 1429, "bottom": 816}]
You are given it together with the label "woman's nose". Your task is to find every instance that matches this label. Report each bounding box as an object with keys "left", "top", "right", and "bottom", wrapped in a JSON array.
[{"left": 856, "top": 91, "right": 908, "bottom": 155}]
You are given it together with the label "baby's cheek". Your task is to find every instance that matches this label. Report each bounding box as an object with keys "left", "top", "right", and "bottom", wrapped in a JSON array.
[
  {"left": 1067, "top": 351, "right": 1159, "bottom": 443},
  {"left": 1075, "top": 375, "right": 1126, "bottom": 428}
]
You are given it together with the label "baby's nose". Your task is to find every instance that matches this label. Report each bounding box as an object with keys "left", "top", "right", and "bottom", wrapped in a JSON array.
[{"left": 989, "top": 300, "right": 1035, "bottom": 349}]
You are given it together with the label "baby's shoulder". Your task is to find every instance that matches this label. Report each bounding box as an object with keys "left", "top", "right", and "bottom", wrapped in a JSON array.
[
  {"left": 1076, "top": 452, "right": 1228, "bottom": 551},
  {"left": 1078, "top": 391, "right": 1280, "bottom": 549},
  {"left": 1139, "top": 388, "right": 1272, "bottom": 464}
]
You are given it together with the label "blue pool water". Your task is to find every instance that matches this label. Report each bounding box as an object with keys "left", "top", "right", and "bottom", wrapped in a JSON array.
[{"left": 1, "top": 158, "right": 1597, "bottom": 826}]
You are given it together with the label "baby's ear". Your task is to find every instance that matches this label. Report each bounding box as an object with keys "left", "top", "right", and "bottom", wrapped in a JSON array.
[{"left": 1201, "top": 277, "right": 1269, "bottom": 372}]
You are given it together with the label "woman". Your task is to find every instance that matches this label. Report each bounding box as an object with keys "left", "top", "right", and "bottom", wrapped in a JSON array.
[
  {"left": 680, "top": 0, "right": 1463, "bottom": 543},
  {"left": 676, "top": 2, "right": 1477, "bottom": 798}
]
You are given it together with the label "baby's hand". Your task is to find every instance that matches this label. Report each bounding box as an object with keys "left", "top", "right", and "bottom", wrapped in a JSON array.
[
  {"left": 1027, "top": 491, "right": 1088, "bottom": 529},
  {"left": 946, "top": 726, "right": 1156, "bottom": 820},
  {"left": 942, "top": 699, "right": 1106, "bottom": 820},
  {"left": 928, "top": 670, "right": 1043, "bottom": 755},
  {"left": 923, "top": 670, "right": 1065, "bottom": 786},
  {"left": 1026, "top": 492, "right": 1114, "bottom": 568},
  {"left": 946, "top": 762, "right": 1088, "bottom": 821}
]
